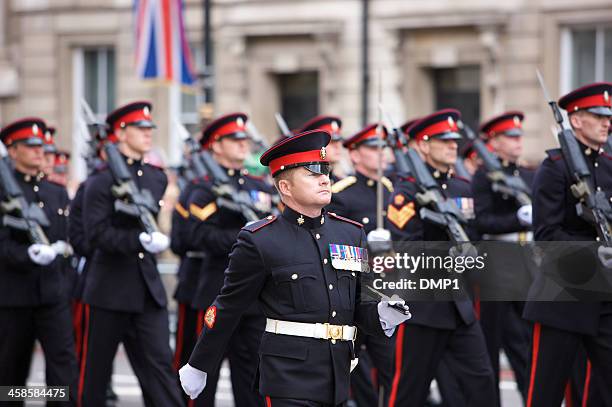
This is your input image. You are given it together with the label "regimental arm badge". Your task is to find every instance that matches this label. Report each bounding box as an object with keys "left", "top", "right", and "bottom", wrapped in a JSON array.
[
  {"left": 204, "top": 305, "right": 217, "bottom": 329},
  {"left": 387, "top": 199, "right": 416, "bottom": 230}
]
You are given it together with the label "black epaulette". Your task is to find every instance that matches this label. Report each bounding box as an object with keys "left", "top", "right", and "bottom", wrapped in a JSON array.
[
  {"left": 328, "top": 212, "right": 363, "bottom": 228},
  {"left": 546, "top": 148, "right": 563, "bottom": 161},
  {"left": 243, "top": 215, "right": 277, "bottom": 233}
]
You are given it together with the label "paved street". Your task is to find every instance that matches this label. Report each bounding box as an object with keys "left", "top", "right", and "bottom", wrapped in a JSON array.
[{"left": 25, "top": 342, "right": 523, "bottom": 406}]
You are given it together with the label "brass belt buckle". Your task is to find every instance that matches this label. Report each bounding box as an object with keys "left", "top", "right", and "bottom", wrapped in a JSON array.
[{"left": 324, "top": 323, "right": 342, "bottom": 340}]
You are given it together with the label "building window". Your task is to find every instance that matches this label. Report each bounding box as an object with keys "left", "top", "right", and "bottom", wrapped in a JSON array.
[
  {"left": 83, "top": 48, "right": 115, "bottom": 119},
  {"left": 561, "top": 26, "right": 612, "bottom": 93},
  {"left": 181, "top": 44, "right": 204, "bottom": 126},
  {"left": 277, "top": 72, "right": 319, "bottom": 130},
  {"left": 433, "top": 66, "right": 480, "bottom": 130}
]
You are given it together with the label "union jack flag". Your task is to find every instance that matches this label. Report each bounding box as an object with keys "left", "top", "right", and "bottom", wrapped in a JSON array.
[{"left": 134, "top": 0, "right": 196, "bottom": 86}]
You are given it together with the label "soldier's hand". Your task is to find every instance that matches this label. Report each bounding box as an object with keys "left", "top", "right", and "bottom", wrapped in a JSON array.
[
  {"left": 179, "top": 363, "right": 207, "bottom": 399},
  {"left": 517, "top": 204, "right": 533, "bottom": 226},
  {"left": 51, "top": 240, "right": 74, "bottom": 257},
  {"left": 27, "top": 244, "right": 56, "bottom": 266},
  {"left": 139, "top": 232, "right": 170, "bottom": 254},
  {"left": 597, "top": 246, "right": 612, "bottom": 268},
  {"left": 377, "top": 295, "right": 411, "bottom": 337}
]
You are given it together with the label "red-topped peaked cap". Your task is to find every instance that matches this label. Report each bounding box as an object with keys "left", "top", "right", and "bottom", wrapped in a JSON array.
[
  {"left": 558, "top": 82, "right": 612, "bottom": 116},
  {"left": 201, "top": 112, "right": 249, "bottom": 149},
  {"left": 409, "top": 109, "right": 463, "bottom": 142},
  {"left": 406, "top": 109, "right": 462, "bottom": 141},
  {"left": 106, "top": 101, "right": 156, "bottom": 133},
  {"left": 299, "top": 115, "right": 343, "bottom": 142},
  {"left": 43, "top": 126, "right": 58, "bottom": 153},
  {"left": 0, "top": 117, "right": 46, "bottom": 147},
  {"left": 479, "top": 111, "right": 525, "bottom": 139},
  {"left": 54, "top": 150, "right": 70, "bottom": 174},
  {"left": 260, "top": 130, "right": 331, "bottom": 177},
  {"left": 343, "top": 123, "right": 389, "bottom": 150}
]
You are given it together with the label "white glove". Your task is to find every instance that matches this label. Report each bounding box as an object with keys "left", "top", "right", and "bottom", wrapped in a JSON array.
[
  {"left": 517, "top": 204, "right": 532, "bottom": 227},
  {"left": 51, "top": 240, "right": 74, "bottom": 257},
  {"left": 377, "top": 295, "right": 412, "bottom": 337},
  {"left": 367, "top": 228, "right": 392, "bottom": 254},
  {"left": 598, "top": 246, "right": 612, "bottom": 268},
  {"left": 179, "top": 364, "right": 207, "bottom": 400},
  {"left": 28, "top": 244, "right": 56, "bottom": 266},
  {"left": 139, "top": 232, "right": 170, "bottom": 254}
]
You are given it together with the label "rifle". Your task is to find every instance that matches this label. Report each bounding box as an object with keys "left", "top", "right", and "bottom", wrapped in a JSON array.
[
  {"left": 199, "top": 150, "right": 262, "bottom": 223},
  {"left": 458, "top": 121, "right": 531, "bottom": 206},
  {"left": 174, "top": 120, "right": 209, "bottom": 181},
  {"left": 0, "top": 140, "right": 51, "bottom": 245},
  {"left": 80, "top": 99, "right": 160, "bottom": 234},
  {"left": 274, "top": 112, "right": 293, "bottom": 139},
  {"left": 378, "top": 104, "right": 412, "bottom": 176},
  {"left": 246, "top": 121, "right": 270, "bottom": 152},
  {"left": 536, "top": 70, "right": 612, "bottom": 245}
]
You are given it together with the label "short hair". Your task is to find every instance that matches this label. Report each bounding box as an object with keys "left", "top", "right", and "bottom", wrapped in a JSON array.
[{"left": 272, "top": 167, "right": 298, "bottom": 194}]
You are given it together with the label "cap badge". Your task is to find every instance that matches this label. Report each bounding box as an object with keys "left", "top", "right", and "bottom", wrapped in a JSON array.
[
  {"left": 237, "top": 117, "right": 245, "bottom": 128},
  {"left": 32, "top": 124, "right": 39, "bottom": 135},
  {"left": 320, "top": 146, "right": 327, "bottom": 159},
  {"left": 514, "top": 116, "right": 521, "bottom": 126},
  {"left": 605, "top": 91, "right": 610, "bottom": 103},
  {"left": 143, "top": 106, "right": 150, "bottom": 118},
  {"left": 331, "top": 121, "right": 339, "bottom": 132}
]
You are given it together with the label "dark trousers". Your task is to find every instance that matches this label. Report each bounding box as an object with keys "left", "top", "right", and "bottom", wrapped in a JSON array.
[
  {"left": 0, "top": 302, "right": 78, "bottom": 406},
  {"left": 174, "top": 302, "right": 199, "bottom": 406},
  {"left": 263, "top": 396, "right": 348, "bottom": 407},
  {"left": 526, "top": 319, "right": 612, "bottom": 407},
  {"left": 349, "top": 333, "right": 395, "bottom": 407},
  {"left": 78, "top": 297, "right": 183, "bottom": 407},
  {"left": 480, "top": 301, "right": 530, "bottom": 405},
  {"left": 193, "top": 310, "right": 264, "bottom": 407},
  {"left": 388, "top": 322, "right": 496, "bottom": 407}
]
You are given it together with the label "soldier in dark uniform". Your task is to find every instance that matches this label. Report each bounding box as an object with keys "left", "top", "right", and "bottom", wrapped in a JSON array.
[
  {"left": 179, "top": 129, "right": 412, "bottom": 406},
  {"left": 68, "top": 131, "right": 119, "bottom": 403},
  {"left": 386, "top": 109, "right": 495, "bottom": 407},
  {"left": 171, "top": 176, "right": 203, "bottom": 377},
  {"left": 523, "top": 82, "right": 612, "bottom": 406},
  {"left": 298, "top": 116, "right": 346, "bottom": 183},
  {"left": 326, "top": 123, "right": 395, "bottom": 406},
  {"left": 41, "top": 126, "right": 58, "bottom": 176},
  {"left": 79, "top": 101, "right": 183, "bottom": 406},
  {"left": 0, "top": 118, "right": 77, "bottom": 405},
  {"left": 471, "top": 111, "right": 535, "bottom": 405},
  {"left": 186, "top": 112, "right": 275, "bottom": 406}
]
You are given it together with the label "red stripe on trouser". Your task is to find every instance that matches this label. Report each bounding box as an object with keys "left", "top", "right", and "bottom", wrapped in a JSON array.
[
  {"left": 266, "top": 395, "right": 272, "bottom": 407},
  {"left": 388, "top": 323, "right": 406, "bottom": 407},
  {"left": 197, "top": 310, "right": 204, "bottom": 335},
  {"left": 77, "top": 304, "right": 90, "bottom": 407},
  {"left": 73, "top": 301, "right": 83, "bottom": 360},
  {"left": 173, "top": 303, "right": 186, "bottom": 371},
  {"left": 474, "top": 285, "right": 481, "bottom": 320},
  {"left": 565, "top": 382, "right": 573, "bottom": 407},
  {"left": 581, "top": 360, "right": 592, "bottom": 407},
  {"left": 370, "top": 367, "right": 378, "bottom": 389},
  {"left": 526, "top": 323, "right": 541, "bottom": 407}
]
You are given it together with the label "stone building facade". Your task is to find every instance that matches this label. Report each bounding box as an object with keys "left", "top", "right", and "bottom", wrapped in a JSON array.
[{"left": 0, "top": 0, "right": 611, "bottom": 179}]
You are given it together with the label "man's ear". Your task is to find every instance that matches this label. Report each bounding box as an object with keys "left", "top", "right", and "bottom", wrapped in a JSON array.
[
  {"left": 348, "top": 148, "right": 360, "bottom": 165},
  {"left": 210, "top": 140, "right": 223, "bottom": 155},
  {"left": 277, "top": 178, "right": 292, "bottom": 197},
  {"left": 569, "top": 112, "right": 582, "bottom": 130},
  {"left": 116, "top": 127, "right": 127, "bottom": 142},
  {"left": 417, "top": 139, "right": 429, "bottom": 155},
  {"left": 7, "top": 145, "right": 18, "bottom": 160}
]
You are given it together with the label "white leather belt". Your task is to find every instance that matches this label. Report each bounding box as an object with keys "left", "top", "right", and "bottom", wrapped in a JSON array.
[
  {"left": 186, "top": 251, "right": 206, "bottom": 259},
  {"left": 483, "top": 231, "right": 533, "bottom": 242},
  {"left": 265, "top": 318, "right": 357, "bottom": 342}
]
